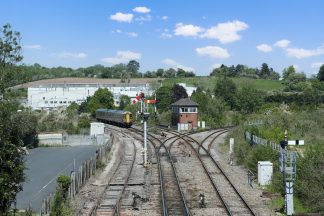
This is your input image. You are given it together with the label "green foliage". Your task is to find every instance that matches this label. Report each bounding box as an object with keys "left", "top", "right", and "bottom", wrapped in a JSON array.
[
  {"left": 86, "top": 88, "right": 114, "bottom": 116},
  {"left": 0, "top": 102, "right": 38, "bottom": 213},
  {"left": 214, "top": 77, "right": 237, "bottom": 109},
  {"left": 234, "top": 86, "right": 265, "bottom": 114},
  {"left": 295, "top": 143, "right": 324, "bottom": 213},
  {"left": 155, "top": 85, "right": 172, "bottom": 112},
  {"left": 157, "top": 110, "right": 172, "bottom": 126},
  {"left": 317, "top": 64, "right": 324, "bottom": 81},
  {"left": 191, "top": 88, "right": 209, "bottom": 113},
  {"left": 245, "top": 145, "right": 279, "bottom": 174},
  {"left": 119, "top": 94, "right": 130, "bottom": 110},
  {"left": 50, "top": 175, "right": 72, "bottom": 216},
  {"left": 126, "top": 60, "right": 140, "bottom": 75},
  {"left": 171, "top": 84, "right": 188, "bottom": 103},
  {"left": 210, "top": 63, "right": 279, "bottom": 80},
  {"left": 0, "top": 23, "right": 23, "bottom": 94},
  {"left": 282, "top": 65, "right": 296, "bottom": 80},
  {"left": 77, "top": 114, "right": 90, "bottom": 129},
  {"left": 196, "top": 96, "right": 227, "bottom": 128},
  {"left": 283, "top": 72, "right": 307, "bottom": 92},
  {"left": 266, "top": 91, "right": 323, "bottom": 107}
]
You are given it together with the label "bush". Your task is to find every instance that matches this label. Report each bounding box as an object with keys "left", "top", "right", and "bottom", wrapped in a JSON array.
[
  {"left": 295, "top": 143, "right": 324, "bottom": 213},
  {"left": 50, "top": 175, "right": 72, "bottom": 216}
]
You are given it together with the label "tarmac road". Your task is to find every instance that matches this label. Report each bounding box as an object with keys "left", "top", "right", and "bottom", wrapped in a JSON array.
[{"left": 16, "top": 145, "right": 98, "bottom": 211}]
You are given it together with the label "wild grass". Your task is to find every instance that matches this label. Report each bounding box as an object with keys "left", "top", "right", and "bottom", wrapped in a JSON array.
[{"left": 162, "top": 76, "right": 284, "bottom": 92}]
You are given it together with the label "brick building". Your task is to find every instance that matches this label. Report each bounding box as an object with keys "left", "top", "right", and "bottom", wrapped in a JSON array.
[{"left": 170, "top": 98, "right": 198, "bottom": 130}]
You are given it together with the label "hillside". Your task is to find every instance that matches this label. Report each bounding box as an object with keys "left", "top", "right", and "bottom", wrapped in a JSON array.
[{"left": 163, "top": 76, "right": 284, "bottom": 92}]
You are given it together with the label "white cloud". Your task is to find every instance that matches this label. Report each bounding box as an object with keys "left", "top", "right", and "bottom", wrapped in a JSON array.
[
  {"left": 212, "top": 63, "right": 222, "bottom": 69},
  {"left": 274, "top": 39, "right": 291, "bottom": 48},
  {"left": 135, "top": 14, "right": 152, "bottom": 23},
  {"left": 201, "top": 20, "right": 248, "bottom": 44},
  {"left": 162, "top": 16, "right": 168, "bottom": 20},
  {"left": 58, "top": 52, "right": 87, "bottom": 59},
  {"left": 196, "top": 46, "right": 230, "bottom": 59},
  {"left": 101, "top": 50, "right": 141, "bottom": 64},
  {"left": 110, "top": 12, "right": 133, "bottom": 23},
  {"left": 174, "top": 23, "right": 204, "bottom": 37},
  {"left": 285, "top": 46, "right": 324, "bottom": 59},
  {"left": 112, "top": 30, "right": 138, "bottom": 37},
  {"left": 133, "top": 6, "right": 151, "bottom": 13},
  {"left": 160, "top": 29, "right": 172, "bottom": 39},
  {"left": 293, "top": 64, "right": 300, "bottom": 71},
  {"left": 160, "top": 32, "right": 172, "bottom": 39},
  {"left": 256, "top": 44, "right": 273, "bottom": 53},
  {"left": 23, "top": 44, "right": 41, "bottom": 49},
  {"left": 162, "top": 58, "right": 195, "bottom": 71},
  {"left": 127, "top": 32, "right": 138, "bottom": 37},
  {"left": 311, "top": 62, "right": 324, "bottom": 69}
]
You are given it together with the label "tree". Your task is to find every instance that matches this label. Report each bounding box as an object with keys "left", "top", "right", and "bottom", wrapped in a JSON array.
[
  {"left": 0, "top": 23, "right": 23, "bottom": 95},
  {"left": 171, "top": 84, "right": 188, "bottom": 103},
  {"left": 210, "top": 64, "right": 228, "bottom": 77},
  {"left": 176, "top": 68, "right": 186, "bottom": 77},
  {"left": 191, "top": 88, "right": 209, "bottom": 113},
  {"left": 214, "top": 77, "right": 237, "bottom": 109},
  {"left": 234, "top": 86, "right": 265, "bottom": 114},
  {"left": 126, "top": 60, "right": 140, "bottom": 75},
  {"left": 0, "top": 103, "right": 39, "bottom": 213},
  {"left": 155, "top": 86, "right": 172, "bottom": 112},
  {"left": 119, "top": 95, "right": 131, "bottom": 110},
  {"left": 156, "top": 68, "right": 164, "bottom": 77},
  {"left": 317, "top": 64, "right": 324, "bottom": 81},
  {"left": 87, "top": 88, "right": 114, "bottom": 116},
  {"left": 282, "top": 65, "right": 296, "bottom": 80},
  {"left": 164, "top": 68, "right": 176, "bottom": 78},
  {"left": 259, "top": 63, "right": 270, "bottom": 78}
]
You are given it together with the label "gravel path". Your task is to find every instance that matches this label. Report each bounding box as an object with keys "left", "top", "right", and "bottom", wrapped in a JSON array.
[{"left": 197, "top": 131, "right": 276, "bottom": 216}]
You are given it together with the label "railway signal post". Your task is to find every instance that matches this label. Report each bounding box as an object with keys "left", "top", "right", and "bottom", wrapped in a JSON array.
[
  {"left": 279, "top": 130, "right": 303, "bottom": 216},
  {"left": 142, "top": 112, "right": 149, "bottom": 167}
]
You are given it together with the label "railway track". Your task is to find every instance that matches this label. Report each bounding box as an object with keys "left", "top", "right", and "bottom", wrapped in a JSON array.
[
  {"left": 77, "top": 127, "right": 136, "bottom": 216},
  {"left": 129, "top": 127, "right": 190, "bottom": 216},
  {"left": 159, "top": 128, "right": 256, "bottom": 216}
]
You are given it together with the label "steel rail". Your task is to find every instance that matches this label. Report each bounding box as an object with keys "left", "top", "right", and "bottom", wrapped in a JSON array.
[
  {"left": 87, "top": 126, "right": 137, "bottom": 216},
  {"left": 163, "top": 128, "right": 257, "bottom": 216},
  {"left": 129, "top": 127, "right": 191, "bottom": 216}
]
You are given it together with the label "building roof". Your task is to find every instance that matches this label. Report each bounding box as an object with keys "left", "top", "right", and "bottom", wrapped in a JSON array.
[
  {"left": 13, "top": 77, "right": 164, "bottom": 88},
  {"left": 170, "top": 98, "right": 198, "bottom": 107}
]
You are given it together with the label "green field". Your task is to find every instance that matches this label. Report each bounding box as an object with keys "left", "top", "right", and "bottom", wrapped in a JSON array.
[{"left": 162, "top": 76, "right": 284, "bottom": 92}]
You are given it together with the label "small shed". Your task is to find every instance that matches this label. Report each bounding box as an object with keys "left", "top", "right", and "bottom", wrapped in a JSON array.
[{"left": 170, "top": 98, "right": 198, "bottom": 130}]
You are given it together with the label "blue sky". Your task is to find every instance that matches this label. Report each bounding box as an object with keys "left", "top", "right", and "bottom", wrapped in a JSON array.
[{"left": 1, "top": 0, "right": 324, "bottom": 76}]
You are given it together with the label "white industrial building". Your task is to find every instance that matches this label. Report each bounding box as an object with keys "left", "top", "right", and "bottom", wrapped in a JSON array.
[{"left": 28, "top": 83, "right": 152, "bottom": 110}]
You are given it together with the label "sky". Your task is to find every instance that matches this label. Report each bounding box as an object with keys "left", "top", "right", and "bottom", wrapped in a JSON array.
[{"left": 1, "top": 0, "right": 324, "bottom": 76}]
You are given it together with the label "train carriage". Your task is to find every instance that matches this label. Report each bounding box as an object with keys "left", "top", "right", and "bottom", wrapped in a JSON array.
[{"left": 96, "top": 109, "right": 133, "bottom": 127}]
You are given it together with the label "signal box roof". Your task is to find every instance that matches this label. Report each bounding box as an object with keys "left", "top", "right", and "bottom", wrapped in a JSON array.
[{"left": 170, "top": 98, "right": 198, "bottom": 107}]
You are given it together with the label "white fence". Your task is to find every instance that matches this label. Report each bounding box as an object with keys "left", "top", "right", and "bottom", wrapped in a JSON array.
[{"left": 245, "top": 131, "right": 281, "bottom": 152}]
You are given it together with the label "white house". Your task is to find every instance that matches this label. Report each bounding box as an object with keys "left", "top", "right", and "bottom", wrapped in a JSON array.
[
  {"left": 177, "top": 83, "right": 197, "bottom": 96},
  {"left": 27, "top": 83, "right": 152, "bottom": 110}
]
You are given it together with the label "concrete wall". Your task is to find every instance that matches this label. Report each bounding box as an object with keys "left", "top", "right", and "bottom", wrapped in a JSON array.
[{"left": 38, "top": 133, "right": 63, "bottom": 145}]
